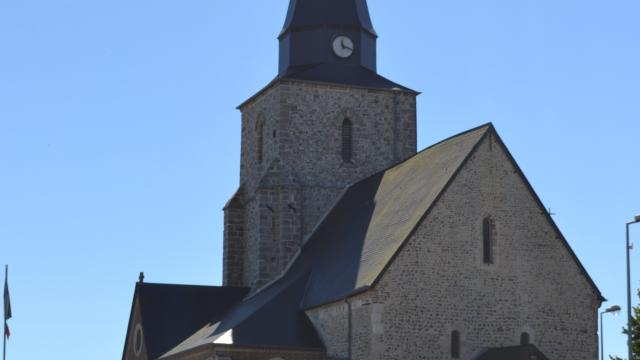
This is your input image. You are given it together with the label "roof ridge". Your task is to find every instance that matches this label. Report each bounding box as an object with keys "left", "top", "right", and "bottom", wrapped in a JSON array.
[
  {"left": 138, "top": 282, "right": 249, "bottom": 290},
  {"left": 488, "top": 128, "right": 605, "bottom": 302},
  {"left": 487, "top": 344, "right": 537, "bottom": 350}
]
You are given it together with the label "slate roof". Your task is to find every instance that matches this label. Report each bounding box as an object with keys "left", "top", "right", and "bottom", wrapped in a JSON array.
[
  {"left": 476, "top": 344, "right": 550, "bottom": 360},
  {"left": 279, "top": 0, "right": 376, "bottom": 38},
  {"left": 297, "top": 124, "right": 491, "bottom": 307},
  {"left": 161, "top": 123, "right": 603, "bottom": 357},
  {"left": 122, "top": 283, "right": 249, "bottom": 360},
  {"left": 162, "top": 124, "right": 492, "bottom": 357},
  {"left": 161, "top": 272, "right": 323, "bottom": 358},
  {"left": 280, "top": 63, "right": 416, "bottom": 93}
]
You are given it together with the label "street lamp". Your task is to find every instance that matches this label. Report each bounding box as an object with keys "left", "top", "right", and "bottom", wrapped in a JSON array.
[
  {"left": 601, "top": 305, "right": 621, "bottom": 360},
  {"left": 626, "top": 215, "right": 640, "bottom": 360}
]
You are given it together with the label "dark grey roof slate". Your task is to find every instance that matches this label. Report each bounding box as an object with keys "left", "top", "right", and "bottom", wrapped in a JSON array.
[
  {"left": 162, "top": 124, "right": 491, "bottom": 357},
  {"left": 123, "top": 283, "right": 248, "bottom": 360},
  {"left": 162, "top": 272, "right": 323, "bottom": 358},
  {"left": 280, "top": 63, "right": 416, "bottom": 93},
  {"left": 298, "top": 124, "right": 490, "bottom": 307},
  {"left": 162, "top": 123, "right": 603, "bottom": 357},
  {"left": 280, "top": 0, "right": 376, "bottom": 38},
  {"left": 476, "top": 344, "right": 550, "bottom": 360}
]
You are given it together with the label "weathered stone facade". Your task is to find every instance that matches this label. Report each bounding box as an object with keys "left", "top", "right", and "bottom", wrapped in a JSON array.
[
  {"left": 306, "top": 296, "right": 385, "bottom": 360},
  {"left": 305, "top": 132, "right": 601, "bottom": 360},
  {"left": 224, "top": 80, "right": 417, "bottom": 289}
]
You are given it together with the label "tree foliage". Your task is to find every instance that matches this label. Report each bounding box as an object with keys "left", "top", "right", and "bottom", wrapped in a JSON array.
[{"left": 609, "top": 290, "right": 640, "bottom": 360}]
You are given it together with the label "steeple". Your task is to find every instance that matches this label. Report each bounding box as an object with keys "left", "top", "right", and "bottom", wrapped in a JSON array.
[{"left": 278, "top": 0, "right": 378, "bottom": 76}]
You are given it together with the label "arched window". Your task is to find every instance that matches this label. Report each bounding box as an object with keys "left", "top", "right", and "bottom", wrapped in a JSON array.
[
  {"left": 256, "top": 117, "right": 264, "bottom": 163},
  {"left": 341, "top": 118, "right": 353, "bottom": 163},
  {"left": 483, "top": 217, "right": 494, "bottom": 264},
  {"left": 521, "top": 332, "right": 530, "bottom": 345},
  {"left": 451, "top": 330, "right": 461, "bottom": 358}
]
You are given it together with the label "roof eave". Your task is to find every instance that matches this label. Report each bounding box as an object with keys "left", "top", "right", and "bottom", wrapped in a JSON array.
[
  {"left": 488, "top": 128, "right": 606, "bottom": 303},
  {"left": 303, "top": 286, "right": 371, "bottom": 311},
  {"left": 161, "top": 343, "right": 326, "bottom": 360},
  {"left": 278, "top": 26, "right": 378, "bottom": 40},
  {"left": 237, "top": 77, "right": 420, "bottom": 110},
  {"left": 121, "top": 282, "right": 141, "bottom": 360}
]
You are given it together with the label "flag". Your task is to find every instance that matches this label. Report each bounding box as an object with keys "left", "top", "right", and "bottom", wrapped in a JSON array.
[{"left": 4, "top": 265, "right": 11, "bottom": 340}]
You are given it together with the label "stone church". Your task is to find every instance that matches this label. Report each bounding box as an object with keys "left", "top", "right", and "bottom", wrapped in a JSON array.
[{"left": 122, "top": 1, "right": 604, "bottom": 359}]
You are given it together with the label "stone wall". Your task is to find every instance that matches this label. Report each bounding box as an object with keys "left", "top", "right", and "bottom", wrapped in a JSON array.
[
  {"left": 307, "top": 131, "right": 601, "bottom": 359},
  {"left": 306, "top": 301, "right": 349, "bottom": 359},
  {"left": 254, "top": 184, "right": 302, "bottom": 288},
  {"left": 272, "top": 81, "right": 417, "bottom": 191},
  {"left": 223, "top": 194, "right": 245, "bottom": 286},
  {"left": 306, "top": 294, "right": 385, "bottom": 360},
  {"left": 224, "top": 79, "right": 418, "bottom": 288}
]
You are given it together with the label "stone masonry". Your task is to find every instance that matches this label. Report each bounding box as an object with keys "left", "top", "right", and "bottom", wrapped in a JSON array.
[
  {"left": 305, "top": 131, "right": 601, "bottom": 360},
  {"left": 224, "top": 79, "right": 417, "bottom": 290}
]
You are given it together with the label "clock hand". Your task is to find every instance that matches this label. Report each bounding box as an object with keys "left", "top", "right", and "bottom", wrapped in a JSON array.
[{"left": 341, "top": 39, "right": 353, "bottom": 51}]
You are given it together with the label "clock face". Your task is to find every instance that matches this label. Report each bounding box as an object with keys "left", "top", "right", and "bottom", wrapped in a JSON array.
[{"left": 332, "top": 35, "right": 354, "bottom": 58}]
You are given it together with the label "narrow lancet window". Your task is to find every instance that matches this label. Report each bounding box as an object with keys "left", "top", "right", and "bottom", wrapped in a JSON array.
[
  {"left": 257, "top": 118, "right": 264, "bottom": 163},
  {"left": 451, "top": 331, "right": 461, "bottom": 358},
  {"left": 521, "top": 332, "right": 530, "bottom": 345},
  {"left": 483, "top": 217, "right": 494, "bottom": 264},
  {"left": 341, "top": 118, "right": 353, "bottom": 163}
]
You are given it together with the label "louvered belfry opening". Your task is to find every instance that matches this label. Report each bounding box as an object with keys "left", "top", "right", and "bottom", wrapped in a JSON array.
[{"left": 342, "top": 118, "right": 353, "bottom": 163}]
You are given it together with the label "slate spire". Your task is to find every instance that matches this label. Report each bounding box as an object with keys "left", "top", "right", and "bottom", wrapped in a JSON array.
[{"left": 278, "top": 0, "right": 378, "bottom": 76}]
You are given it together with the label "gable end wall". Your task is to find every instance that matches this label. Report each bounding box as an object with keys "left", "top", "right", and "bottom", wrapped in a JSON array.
[
  {"left": 371, "top": 132, "right": 600, "bottom": 359},
  {"left": 306, "top": 132, "right": 600, "bottom": 360}
]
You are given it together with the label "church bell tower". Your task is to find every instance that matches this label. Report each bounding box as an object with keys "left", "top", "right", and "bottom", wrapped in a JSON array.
[{"left": 223, "top": 0, "right": 418, "bottom": 290}]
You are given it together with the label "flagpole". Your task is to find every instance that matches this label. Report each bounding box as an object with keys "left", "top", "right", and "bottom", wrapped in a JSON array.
[{"left": 3, "top": 265, "right": 7, "bottom": 360}]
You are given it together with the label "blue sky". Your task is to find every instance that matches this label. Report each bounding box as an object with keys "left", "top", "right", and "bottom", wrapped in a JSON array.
[{"left": 0, "top": 0, "right": 638, "bottom": 358}]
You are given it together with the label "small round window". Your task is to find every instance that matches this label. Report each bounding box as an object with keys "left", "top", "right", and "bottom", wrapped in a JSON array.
[{"left": 133, "top": 324, "right": 144, "bottom": 356}]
